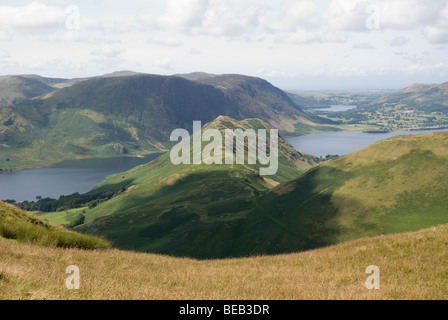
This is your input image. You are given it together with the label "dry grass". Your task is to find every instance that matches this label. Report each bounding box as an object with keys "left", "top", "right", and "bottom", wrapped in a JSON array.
[{"left": 1, "top": 223, "right": 448, "bottom": 300}]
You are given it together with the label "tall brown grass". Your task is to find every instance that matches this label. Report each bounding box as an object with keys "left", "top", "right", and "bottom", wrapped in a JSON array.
[{"left": 1, "top": 224, "right": 447, "bottom": 300}]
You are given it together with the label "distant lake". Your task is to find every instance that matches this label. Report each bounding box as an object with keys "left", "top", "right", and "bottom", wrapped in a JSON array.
[
  {"left": 286, "top": 128, "right": 448, "bottom": 158},
  {"left": 0, "top": 154, "right": 162, "bottom": 202},
  {"left": 313, "top": 105, "right": 357, "bottom": 112}
]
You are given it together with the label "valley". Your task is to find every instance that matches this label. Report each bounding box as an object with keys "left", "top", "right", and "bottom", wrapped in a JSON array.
[
  {"left": 289, "top": 82, "right": 448, "bottom": 132},
  {"left": 1, "top": 71, "right": 447, "bottom": 300}
]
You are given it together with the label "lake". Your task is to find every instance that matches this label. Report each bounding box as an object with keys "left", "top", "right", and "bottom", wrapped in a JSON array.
[
  {"left": 313, "top": 105, "right": 357, "bottom": 112},
  {"left": 286, "top": 128, "right": 447, "bottom": 158},
  {"left": 1, "top": 128, "right": 447, "bottom": 202},
  {"left": 0, "top": 154, "right": 162, "bottom": 202}
]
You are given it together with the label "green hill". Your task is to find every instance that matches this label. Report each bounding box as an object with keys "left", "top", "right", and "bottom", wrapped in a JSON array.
[
  {"left": 0, "top": 200, "right": 108, "bottom": 249},
  {"left": 0, "top": 75, "right": 57, "bottom": 107},
  {"left": 231, "top": 129, "right": 448, "bottom": 255},
  {"left": 58, "top": 129, "right": 448, "bottom": 259},
  {"left": 369, "top": 81, "right": 448, "bottom": 113},
  {"left": 0, "top": 72, "right": 331, "bottom": 170},
  {"left": 33, "top": 116, "right": 318, "bottom": 258}
]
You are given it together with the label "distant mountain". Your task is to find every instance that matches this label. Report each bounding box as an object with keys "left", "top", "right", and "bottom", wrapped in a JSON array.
[
  {"left": 98, "top": 70, "right": 145, "bottom": 78},
  {"left": 175, "top": 72, "right": 217, "bottom": 81},
  {"left": 0, "top": 75, "right": 57, "bottom": 106},
  {"left": 0, "top": 72, "right": 332, "bottom": 170},
  {"left": 30, "top": 116, "right": 318, "bottom": 258},
  {"left": 367, "top": 81, "right": 448, "bottom": 113},
  {"left": 194, "top": 74, "right": 311, "bottom": 132}
]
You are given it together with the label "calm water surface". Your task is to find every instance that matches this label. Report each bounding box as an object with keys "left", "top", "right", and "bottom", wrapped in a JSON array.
[
  {"left": 0, "top": 154, "right": 162, "bottom": 202},
  {"left": 313, "top": 105, "right": 357, "bottom": 112},
  {"left": 286, "top": 128, "right": 447, "bottom": 158}
]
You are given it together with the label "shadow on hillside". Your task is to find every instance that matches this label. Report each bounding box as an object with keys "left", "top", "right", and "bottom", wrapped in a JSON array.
[{"left": 78, "top": 166, "right": 380, "bottom": 260}]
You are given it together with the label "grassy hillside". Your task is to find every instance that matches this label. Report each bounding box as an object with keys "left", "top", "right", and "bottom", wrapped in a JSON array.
[
  {"left": 31, "top": 117, "right": 317, "bottom": 258},
  {"left": 0, "top": 200, "right": 108, "bottom": 249},
  {"left": 0, "top": 72, "right": 331, "bottom": 171},
  {"left": 0, "top": 75, "right": 58, "bottom": 107},
  {"left": 232, "top": 130, "right": 448, "bottom": 255},
  {"left": 1, "top": 223, "right": 447, "bottom": 299},
  {"left": 372, "top": 81, "right": 448, "bottom": 113},
  {"left": 35, "top": 128, "right": 448, "bottom": 259}
]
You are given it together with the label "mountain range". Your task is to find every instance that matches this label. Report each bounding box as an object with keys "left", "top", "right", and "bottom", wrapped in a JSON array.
[
  {"left": 0, "top": 72, "right": 334, "bottom": 171},
  {"left": 1, "top": 72, "right": 448, "bottom": 260}
]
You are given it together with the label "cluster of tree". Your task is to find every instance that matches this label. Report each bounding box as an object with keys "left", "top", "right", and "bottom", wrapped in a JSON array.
[{"left": 17, "top": 182, "right": 129, "bottom": 212}]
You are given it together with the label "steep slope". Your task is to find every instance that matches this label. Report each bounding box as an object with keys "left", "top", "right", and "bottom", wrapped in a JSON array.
[
  {"left": 0, "top": 75, "right": 57, "bottom": 106},
  {"left": 35, "top": 116, "right": 318, "bottom": 258},
  {"left": 185, "top": 73, "right": 326, "bottom": 134},
  {"left": 0, "top": 200, "right": 108, "bottom": 249}
]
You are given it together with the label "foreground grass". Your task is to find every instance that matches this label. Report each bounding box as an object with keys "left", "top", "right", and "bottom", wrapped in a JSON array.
[
  {"left": 0, "top": 202, "right": 109, "bottom": 250},
  {"left": 1, "top": 224, "right": 448, "bottom": 300}
]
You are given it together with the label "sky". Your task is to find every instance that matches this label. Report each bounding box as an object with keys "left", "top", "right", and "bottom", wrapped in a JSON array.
[{"left": 0, "top": 0, "right": 447, "bottom": 90}]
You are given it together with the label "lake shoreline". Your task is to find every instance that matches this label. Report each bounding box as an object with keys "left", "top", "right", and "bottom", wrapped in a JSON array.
[{"left": 0, "top": 151, "right": 167, "bottom": 173}]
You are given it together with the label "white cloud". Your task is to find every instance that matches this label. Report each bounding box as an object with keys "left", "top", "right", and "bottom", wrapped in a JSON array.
[
  {"left": 142, "top": 0, "right": 208, "bottom": 33},
  {"left": 353, "top": 41, "right": 375, "bottom": 49},
  {"left": 438, "top": 5, "right": 448, "bottom": 27},
  {"left": 261, "top": 1, "right": 318, "bottom": 32},
  {"left": 91, "top": 44, "right": 124, "bottom": 58},
  {"left": 189, "top": 48, "right": 201, "bottom": 54},
  {"left": 202, "top": 1, "right": 260, "bottom": 37},
  {"left": 149, "top": 35, "right": 184, "bottom": 47},
  {"left": 0, "top": 2, "right": 66, "bottom": 33},
  {"left": 0, "top": 31, "right": 11, "bottom": 41},
  {"left": 0, "top": 51, "right": 10, "bottom": 64},
  {"left": 390, "top": 36, "right": 409, "bottom": 46},
  {"left": 423, "top": 26, "right": 448, "bottom": 44},
  {"left": 275, "top": 29, "right": 319, "bottom": 44},
  {"left": 378, "top": 0, "right": 447, "bottom": 30},
  {"left": 324, "top": 0, "right": 448, "bottom": 32},
  {"left": 324, "top": 0, "right": 369, "bottom": 32},
  {"left": 153, "top": 58, "right": 174, "bottom": 71}
]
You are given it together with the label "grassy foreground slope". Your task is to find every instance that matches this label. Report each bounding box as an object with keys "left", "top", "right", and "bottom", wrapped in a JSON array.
[
  {"left": 0, "top": 200, "right": 108, "bottom": 249},
  {"left": 1, "top": 224, "right": 447, "bottom": 299}
]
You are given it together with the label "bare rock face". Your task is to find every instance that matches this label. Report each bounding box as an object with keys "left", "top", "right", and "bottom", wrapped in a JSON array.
[{"left": 113, "top": 143, "right": 128, "bottom": 154}]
